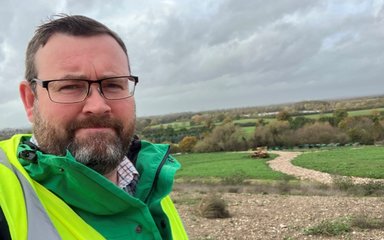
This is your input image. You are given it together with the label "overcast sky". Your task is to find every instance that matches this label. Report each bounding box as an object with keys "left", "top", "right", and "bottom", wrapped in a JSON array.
[{"left": 0, "top": 0, "right": 383, "bottom": 129}]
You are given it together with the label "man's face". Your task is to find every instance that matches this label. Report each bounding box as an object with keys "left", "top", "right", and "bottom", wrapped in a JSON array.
[{"left": 24, "top": 33, "right": 136, "bottom": 175}]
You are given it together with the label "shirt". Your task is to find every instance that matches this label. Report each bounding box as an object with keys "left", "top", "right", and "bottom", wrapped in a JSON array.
[{"left": 117, "top": 157, "right": 139, "bottom": 195}]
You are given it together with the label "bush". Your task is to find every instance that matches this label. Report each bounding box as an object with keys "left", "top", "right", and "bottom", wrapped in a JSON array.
[
  {"left": 332, "top": 176, "right": 355, "bottom": 191},
  {"left": 222, "top": 170, "right": 248, "bottom": 185},
  {"left": 194, "top": 123, "right": 248, "bottom": 152},
  {"left": 295, "top": 122, "right": 349, "bottom": 145},
  {"left": 178, "top": 136, "right": 198, "bottom": 153},
  {"left": 304, "top": 217, "right": 351, "bottom": 236},
  {"left": 197, "top": 194, "right": 231, "bottom": 219},
  {"left": 351, "top": 214, "right": 384, "bottom": 229},
  {"left": 252, "top": 125, "right": 273, "bottom": 147},
  {"left": 168, "top": 143, "right": 181, "bottom": 154},
  {"left": 360, "top": 181, "right": 384, "bottom": 196},
  {"left": 338, "top": 116, "right": 376, "bottom": 145}
]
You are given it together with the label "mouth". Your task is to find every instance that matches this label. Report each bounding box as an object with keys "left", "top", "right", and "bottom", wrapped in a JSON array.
[
  {"left": 69, "top": 116, "right": 123, "bottom": 138},
  {"left": 75, "top": 127, "right": 116, "bottom": 136}
]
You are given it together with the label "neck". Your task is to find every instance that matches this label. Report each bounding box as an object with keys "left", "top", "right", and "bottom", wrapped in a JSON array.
[{"left": 104, "top": 169, "right": 118, "bottom": 185}]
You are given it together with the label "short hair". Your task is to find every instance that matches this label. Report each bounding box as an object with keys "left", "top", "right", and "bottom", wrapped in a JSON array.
[{"left": 25, "top": 14, "right": 129, "bottom": 82}]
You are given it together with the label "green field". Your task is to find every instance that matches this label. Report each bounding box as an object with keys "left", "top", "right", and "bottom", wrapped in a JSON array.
[
  {"left": 175, "top": 152, "right": 292, "bottom": 180},
  {"left": 292, "top": 146, "right": 384, "bottom": 179},
  {"left": 233, "top": 118, "right": 258, "bottom": 124},
  {"left": 174, "top": 146, "right": 384, "bottom": 182},
  {"left": 242, "top": 126, "right": 256, "bottom": 137},
  {"left": 150, "top": 121, "right": 192, "bottom": 129},
  {"left": 305, "top": 107, "right": 384, "bottom": 119}
]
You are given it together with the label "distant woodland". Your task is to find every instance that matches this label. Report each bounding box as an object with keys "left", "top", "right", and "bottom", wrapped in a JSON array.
[{"left": 2, "top": 95, "right": 384, "bottom": 153}]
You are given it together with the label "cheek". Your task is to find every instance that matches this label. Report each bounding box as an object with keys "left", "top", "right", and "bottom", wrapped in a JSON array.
[
  {"left": 112, "top": 101, "right": 136, "bottom": 122},
  {"left": 36, "top": 100, "right": 81, "bottom": 126}
]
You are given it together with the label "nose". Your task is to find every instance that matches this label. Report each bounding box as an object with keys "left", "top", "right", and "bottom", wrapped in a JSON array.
[{"left": 82, "top": 84, "right": 111, "bottom": 114}]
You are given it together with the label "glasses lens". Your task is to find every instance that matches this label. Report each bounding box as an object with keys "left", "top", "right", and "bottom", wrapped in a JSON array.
[
  {"left": 101, "top": 77, "right": 136, "bottom": 100},
  {"left": 48, "top": 80, "right": 88, "bottom": 103}
]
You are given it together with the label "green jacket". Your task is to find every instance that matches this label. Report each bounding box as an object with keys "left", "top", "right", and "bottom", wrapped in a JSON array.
[{"left": 0, "top": 134, "right": 187, "bottom": 239}]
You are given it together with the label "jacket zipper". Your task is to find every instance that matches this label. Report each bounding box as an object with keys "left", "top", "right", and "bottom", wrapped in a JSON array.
[{"left": 144, "top": 145, "right": 170, "bottom": 203}]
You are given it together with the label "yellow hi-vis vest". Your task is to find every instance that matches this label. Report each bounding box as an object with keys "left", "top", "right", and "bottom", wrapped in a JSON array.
[{"left": 0, "top": 135, "right": 188, "bottom": 239}]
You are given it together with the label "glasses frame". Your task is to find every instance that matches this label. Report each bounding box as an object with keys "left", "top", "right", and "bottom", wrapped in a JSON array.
[{"left": 31, "top": 75, "right": 139, "bottom": 104}]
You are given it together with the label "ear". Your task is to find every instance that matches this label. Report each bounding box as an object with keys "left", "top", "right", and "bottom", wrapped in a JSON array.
[{"left": 19, "top": 80, "right": 35, "bottom": 123}]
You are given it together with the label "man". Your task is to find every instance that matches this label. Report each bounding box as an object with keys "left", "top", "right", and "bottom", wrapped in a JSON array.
[{"left": 0, "top": 15, "right": 187, "bottom": 240}]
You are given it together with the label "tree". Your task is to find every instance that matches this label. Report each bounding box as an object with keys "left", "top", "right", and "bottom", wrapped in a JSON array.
[
  {"left": 194, "top": 123, "right": 248, "bottom": 152},
  {"left": 252, "top": 125, "right": 272, "bottom": 147},
  {"left": 333, "top": 109, "right": 348, "bottom": 126},
  {"left": 295, "top": 122, "right": 349, "bottom": 145},
  {"left": 191, "top": 114, "right": 204, "bottom": 125},
  {"left": 255, "top": 118, "right": 267, "bottom": 127},
  {"left": 178, "top": 136, "right": 198, "bottom": 153},
  {"left": 267, "top": 121, "right": 293, "bottom": 147},
  {"left": 276, "top": 110, "right": 291, "bottom": 121},
  {"left": 290, "top": 116, "right": 314, "bottom": 129},
  {"left": 338, "top": 116, "right": 375, "bottom": 144}
]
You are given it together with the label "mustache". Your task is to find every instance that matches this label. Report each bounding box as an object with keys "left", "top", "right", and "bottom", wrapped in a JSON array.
[{"left": 68, "top": 116, "right": 124, "bottom": 133}]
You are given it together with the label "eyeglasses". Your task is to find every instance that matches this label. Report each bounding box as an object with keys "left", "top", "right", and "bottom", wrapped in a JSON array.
[{"left": 31, "top": 75, "right": 138, "bottom": 104}]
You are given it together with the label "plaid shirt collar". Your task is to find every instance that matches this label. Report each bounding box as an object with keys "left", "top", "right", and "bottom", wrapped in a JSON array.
[{"left": 117, "top": 156, "right": 139, "bottom": 195}]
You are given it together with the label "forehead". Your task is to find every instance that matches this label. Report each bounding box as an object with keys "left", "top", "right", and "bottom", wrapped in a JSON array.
[{"left": 34, "top": 33, "right": 129, "bottom": 78}]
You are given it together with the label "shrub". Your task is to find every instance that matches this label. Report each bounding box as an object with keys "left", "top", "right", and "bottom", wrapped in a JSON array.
[
  {"left": 252, "top": 125, "right": 273, "bottom": 147},
  {"left": 178, "top": 136, "right": 198, "bottom": 153},
  {"left": 222, "top": 170, "right": 248, "bottom": 185},
  {"left": 295, "top": 122, "right": 349, "bottom": 145},
  {"left": 360, "top": 181, "right": 384, "bottom": 196},
  {"left": 351, "top": 214, "right": 384, "bottom": 229},
  {"left": 290, "top": 116, "right": 315, "bottom": 129},
  {"left": 338, "top": 116, "right": 376, "bottom": 144},
  {"left": 194, "top": 123, "right": 248, "bottom": 152},
  {"left": 197, "top": 194, "right": 231, "bottom": 219},
  {"left": 332, "top": 176, "right": 354, "bottom": 191},
  {"left": 304, "top": 217, "right": 351, "bottom": 236}
]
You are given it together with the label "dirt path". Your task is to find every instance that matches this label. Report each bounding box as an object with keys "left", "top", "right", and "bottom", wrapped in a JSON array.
[{"left": 268, "top": 151, "right": 384, "bottom": 184}]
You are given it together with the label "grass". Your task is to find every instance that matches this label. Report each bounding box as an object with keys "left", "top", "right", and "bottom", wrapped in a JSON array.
[
  {"left": 346, "top": 107, "right": 384, "bottom": 117},
  {"left": 175, "top": 152, "right": 293, "bottom": 181},
  {"left": 304, "top": 107, "right": 384, "bottom": 119},
  {"left": 241, "top": 126, "right": 255, "bottom": 137},
  {"left": 292, "top": 146, "right": 384, "bottom": 179},
  {"left": 304, "top": 217, "right": 351, "bottom": 236},
  {"left": 150, "top": 121, "right": 192, "bottom": 130},
  {"left": 304, "top": 214, "right": 384, "bottom": 236},
  {"left": 233, "top": 118, "right": 258, "bottom": 124},
  {"left": 173, "top": 147, "right": 384, "bottom": 196},
  {"left": 351, "top": 214, "right": 384, "bottom": 229}
]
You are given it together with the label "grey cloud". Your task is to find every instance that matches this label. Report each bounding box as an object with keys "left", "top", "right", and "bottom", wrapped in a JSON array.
[{"left": 1, "top": 0, "right": 384, "bottom": 127}]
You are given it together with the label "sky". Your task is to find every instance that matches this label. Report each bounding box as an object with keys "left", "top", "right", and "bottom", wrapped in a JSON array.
[{"left": 0, "top": 0, "right": 384, "bottom": 129}]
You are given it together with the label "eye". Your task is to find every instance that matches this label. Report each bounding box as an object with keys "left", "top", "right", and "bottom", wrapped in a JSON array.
[
  {"left": 102, "top": 79, "right": 128, "bottom": 91},
  {"left": 50, "top": 80, "right": 87, "bottom": 93}
]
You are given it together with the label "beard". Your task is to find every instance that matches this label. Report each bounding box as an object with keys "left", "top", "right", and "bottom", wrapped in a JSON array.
[{"left": 32, "top": 105, "right": 135, "bottom": 175}]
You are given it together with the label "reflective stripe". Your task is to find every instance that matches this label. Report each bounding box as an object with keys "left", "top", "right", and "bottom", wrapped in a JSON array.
[
  {"left": 161, "top": 196, "right": 188, "bottom": 239},
  {"left": 0, "top": 150, "right": 11, "bottom": 170},
  {"left": 0, "top": 149, "right": 61, "bottom": 240}
]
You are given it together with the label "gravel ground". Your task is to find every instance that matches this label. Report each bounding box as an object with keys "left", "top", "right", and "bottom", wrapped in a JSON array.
[
  {"left": 173, "top": 191, "right": 384, "bottom": 240},
  {"left": 173, "top": 151, "right": 384, "bottom": 239}
]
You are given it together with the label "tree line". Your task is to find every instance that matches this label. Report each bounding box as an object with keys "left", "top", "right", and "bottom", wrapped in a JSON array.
[{"left": 138, "top": 109, "right": 384, "bottom": 153}]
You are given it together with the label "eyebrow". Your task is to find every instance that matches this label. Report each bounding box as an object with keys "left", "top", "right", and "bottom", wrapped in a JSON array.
[
  {"left": 58, "top": 74, "right": 126, "bottom": 80},
  {"left": 59, "top": 74, "right": 89, "bottom": 80}
]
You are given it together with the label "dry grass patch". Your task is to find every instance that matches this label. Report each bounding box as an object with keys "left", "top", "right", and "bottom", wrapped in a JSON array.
[{"left": 197, "top": 193, "right": 231, "bottom": 219}]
